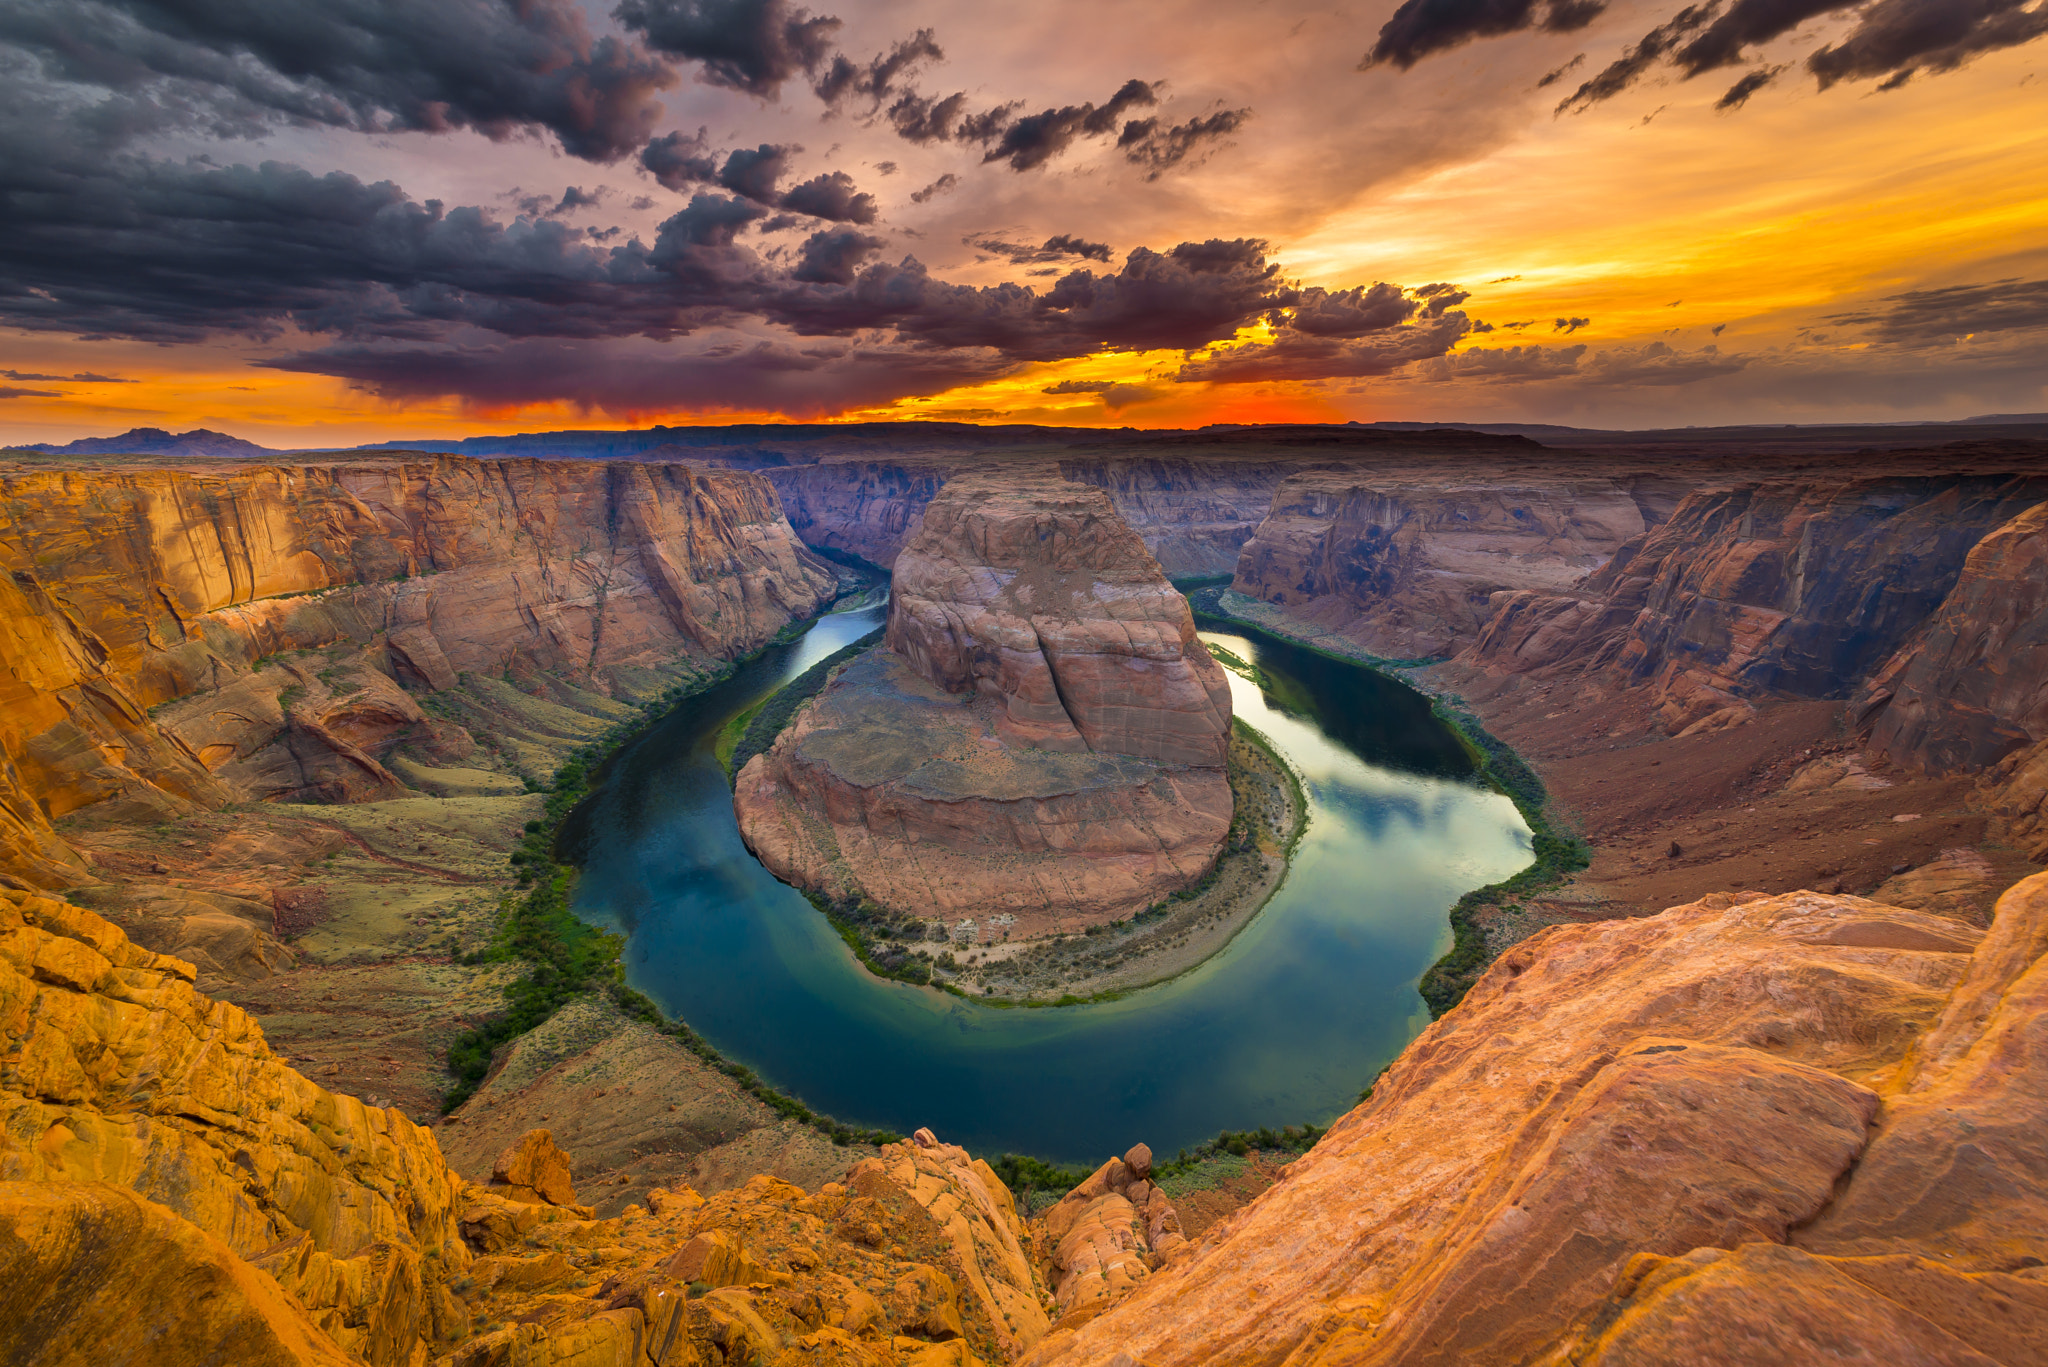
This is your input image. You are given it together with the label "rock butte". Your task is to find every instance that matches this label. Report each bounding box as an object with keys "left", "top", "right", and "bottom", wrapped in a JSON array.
[{"left": 736, "top": 475, "right": 1233, "bottom": 929}]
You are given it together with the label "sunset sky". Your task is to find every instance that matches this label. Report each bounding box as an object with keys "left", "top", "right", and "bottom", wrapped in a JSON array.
[{"left": 2, "top": 0, "right": 2045, "bottom": 447}]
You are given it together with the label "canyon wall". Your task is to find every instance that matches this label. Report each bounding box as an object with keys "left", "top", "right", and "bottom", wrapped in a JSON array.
[
  {"left": 0, "top": 456, "right": 837, "bottom": 887},
  {"left": 1026, "top": 873, "right": 2048, "bottom": 1367},
  {"left": 1458, "top": 474, "right": 2048, "bottom": 743},
  {"left": 1227, "top": 468, "right": 1690, "bottom": 660}
]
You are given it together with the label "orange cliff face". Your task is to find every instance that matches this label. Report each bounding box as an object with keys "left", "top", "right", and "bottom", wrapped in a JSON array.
[
  {"left": 1023, "top": 873, "right": 2048, "bottom": 1367},
  {"left": 735, "top": 474, "right": 1234, "bottom": 932},
  {"left": 0, "top": 455, "right": 838, "bottom": 887}
]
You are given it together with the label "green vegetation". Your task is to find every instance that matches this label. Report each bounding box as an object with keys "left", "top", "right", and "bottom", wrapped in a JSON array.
[
  {"left": 1414, "top": 698, "right": 1590, "bottom": 1017},
  {"left": 803, "top": 542, "right": 891, "bottom": 578},
  {"left": 1169, "top": 572, "right": 1235, "bottom": 592},
  {"left": 723, "top": 628, "right": 884, "bottom": 782},
  {"left": 440, "top": 620, "right": 903, "bottom": 1147}
]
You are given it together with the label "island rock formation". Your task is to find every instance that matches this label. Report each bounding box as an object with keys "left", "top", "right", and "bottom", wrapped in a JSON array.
[{"left": 737, "top": 475, "right": 1233, "bottom": 931}]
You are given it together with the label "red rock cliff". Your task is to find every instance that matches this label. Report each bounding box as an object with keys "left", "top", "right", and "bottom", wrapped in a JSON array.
[{"left": 0, "top": 456, "right": 836, "bottom": 885}]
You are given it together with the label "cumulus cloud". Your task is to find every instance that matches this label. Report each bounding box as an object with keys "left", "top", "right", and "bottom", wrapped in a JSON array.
[
  {"left": 1420, "top": 343, "right": 1588, "bottom": 381},
  {"left": 1174, "top": 282, "right": 1475, "bottom": 384},
  {"left": 1362, "top": 0, "right": 1608, "bottom": 71},
  {"left": 614, "top": 0, "right": 838, "bottom": 98},
  {"left": 780, "top": 170, "right": 877, "bottom": 223},
  {"left": 981, "top": 78, "right": 1159, "bottom": 171},
  {"left": 1828, "top": 277, "right": 2048, "bottom": 344},
  {"left": 1042, "top": 378, "right": 1159, "bottom": 409},
  {"left": 1580, "top": 340, "right": 1748, "bottom": 383},
  {"left": 0, "top": 0, "right": 676, "bottom": 161},
  {"left": 1419, "top": 339, "right": 1746, "bottom": 385},
  {"left": 812, "top": 27, "right": 943, "bottom": 107}
]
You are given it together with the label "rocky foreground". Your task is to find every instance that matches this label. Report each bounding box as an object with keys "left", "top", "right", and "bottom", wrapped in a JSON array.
[
  {"left": 737, "top": 475, "right": 1234, "bottom": 930},
  {"left": 6, "top": 863, "right": 2043, "bottom": 1364}
]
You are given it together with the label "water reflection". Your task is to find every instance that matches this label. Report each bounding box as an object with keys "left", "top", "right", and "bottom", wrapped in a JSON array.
[{"left": 565, "top": 611, "right": 1530, "bottom": 1161}]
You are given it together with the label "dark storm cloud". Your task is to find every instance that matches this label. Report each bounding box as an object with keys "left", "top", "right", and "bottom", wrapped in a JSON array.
[
  {"left": 261, "top": 334, "right": 1020, "bottom": 417},
  {"left": 1555, "top": 4, "right": 1718, "bottom": 113},
  {"left": 640, "top": 128, "right": 721, "bottom": 191},
  {"left": 791, "top": 227, "right": 885, "bottom": 283},
  {"left": 1362, "top": 0, "right": 1608, "bottom": 71},
  {"left": 780, "top": 171, "right": 878, "bottom": 223},
  {"left": 979, "top": 79, "right": 1160, "bottom": 171},
  {"left": 1116, "top": 108, "right": 1251, "bottom": 179},
  {"left": 1807, "top": 0, "right": 2048, "bottom": 88},
  {"left": 0, "top": 0, "right": 675, "bottom": 161},
  {"left": 811, "top": 28, "right": 943, "bottom": 107},
  {"left": 613, "top": 0, "right": 837, "bottom": 98},
  {"left": 966, "top": 235, "right": 1114, "bottom": 265},
  {"left": 1827, "top": 278, "right": 2048, "bottom": 344},
  {"left": 1557, "top": 0, "right": 2048, "bottom": 110}
]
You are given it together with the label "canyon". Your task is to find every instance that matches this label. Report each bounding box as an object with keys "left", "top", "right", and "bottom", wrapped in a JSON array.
[
  {"left": 735, "top": 475, "right": 1234, "bottom": 933},
  {"left": 1, "top": 423, "right": 2046, "bottom": 1365}
]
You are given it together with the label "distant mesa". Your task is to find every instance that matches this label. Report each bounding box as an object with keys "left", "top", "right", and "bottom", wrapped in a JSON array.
[
  {"left": 735, "top": 472, "right": 1235, "bottom": 934},
  {"left": 23, "top": 426, "right": 277, "bottom": 459}
]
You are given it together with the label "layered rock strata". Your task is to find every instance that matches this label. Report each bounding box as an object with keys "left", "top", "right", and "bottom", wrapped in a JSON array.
[
  {"left": 0, "top": 455, "right": 836, "bottom": 886},
  {"left": 1230, "top": 469, "right": 1689, "bottom": 659},
  {"left": 738, "top": 476, "right": 1232, "bottom": 929},
  {"left": 1034, "top": 1144, "right": 1188, "bottom": 1334},
  {"left": 1025, "top": 873, "right": 2048, "bottom": 1367}
]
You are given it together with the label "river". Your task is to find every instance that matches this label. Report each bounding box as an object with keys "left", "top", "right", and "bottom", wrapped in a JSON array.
[{"left": 563, "top": 601, "right": 1531, "bottom": 1162}]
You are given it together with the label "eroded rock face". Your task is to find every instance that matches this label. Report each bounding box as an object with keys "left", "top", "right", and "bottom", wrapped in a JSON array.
[
  {"left": 740, "top": 476, "right": 1232, "bottom": 929},
  {"left": 1230, "top": 471, "right": 1684, "bottom": 659},
  {"left": 1020, "top": 881, "right": 2048, "bottom": 1367},
  {"left": 0, "top": 456, "right": 836, "bottom": 885},
  {"left": 1034, "top": 1144, "right": 1189, "bottom": 1334},
  {"left": 887, "top": 475, "right": 1231, "bottom": 766},
  {"left": 1457, "top": 475, "right": 2048, "bottom": 737},
  {"left": 1860, "top": 498, "right": 2048, "bottom": 773}
]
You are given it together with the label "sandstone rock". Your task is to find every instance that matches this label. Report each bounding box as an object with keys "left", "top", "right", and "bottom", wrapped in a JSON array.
[
  {"left": 0, "top": 888, "right": 472, "bottom": 1366},
  {"left": 490, "top": 1128, "right": 578, "bottom": 1206},
  {"left": 1456, "top": 475, "right": 2048, "bottom": 738},
  {"left": 1033, "top": 1146, "right": 1188, "bottom": 1331},
  {"left": 0, "top": 456, "right": 836, "bottom": 883},
  {"left": 736, "top": 652, "right": 1232, "bottom": 928},
  {"left": 887, "top": 474, "right": 1231, "bottom": 766},
  {"left": 0, "top": 1180, "right": 356, "bottom": 1367},
  {"left": 1861, "top": 498, "right": 2048, "bottom": 773},
  {"left": 1231, "top": 471, "right": 1679, "bottom": 659},
  {"left": 1019, "top": 888, "right": 1989, "bottom": 1367},
  {"left": 740, "top": 475, "right": 1233, "bottom": 928}
]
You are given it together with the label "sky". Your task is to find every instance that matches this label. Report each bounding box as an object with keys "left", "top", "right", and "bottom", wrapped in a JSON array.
[{"left": 1, "top": 0, "right": 2045, "bottom": 447}]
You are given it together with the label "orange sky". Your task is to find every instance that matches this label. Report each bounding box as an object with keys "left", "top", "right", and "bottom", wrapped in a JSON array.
[{"left": 3, "top": 2, "right": 2044, "bottom": 447}]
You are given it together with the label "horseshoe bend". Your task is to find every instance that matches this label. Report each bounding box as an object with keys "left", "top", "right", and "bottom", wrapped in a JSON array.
[{"left": 1, "top": 425, "right": 2046, "bottom": 1366}]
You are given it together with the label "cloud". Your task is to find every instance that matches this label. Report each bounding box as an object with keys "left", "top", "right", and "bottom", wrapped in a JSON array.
[
  {"left": 1, "top": 369, "right": 131, "bottom": 382},
  {"left": 1042, "top": 379, "right": 1160, "bottom": 409},
  {"left": 1363, "top": 0, "right": 1608, "bottom": 71},
  {"left": 1579, "top": 339, "right": 1748, "bottom": 383},
  {"left": 1557, "top": 0, "right": 2048, "bottom": 111},
  {"left": 1116, "top": 108, "right": 1251, "bottom": 178},
  {"left": 1173, "top": 282, "right": 1475, "bottom": 384},
  {"left": 1556, "top": 4, "right": 1719, "bottom": 113},
  {"left": 1420, "top": 343, "right": 1588, "bottom": 381},
  {"left": 1827, "top": 277, "right": 2048, "bottom": 344},
  {"left": 791, "top": 226, "right": 884, "bottom": 283},
  {"left": 1808, "top": 0, "right": 2048, "bottom": 89},
  {"left": 716, "top": 143, "right": 796, "bottom": 204},
  {"left": 780, "top": 170, "right": 877, "bottom": 223},
  {"left": 0, "top": 0, "right": 675, "bottom": 161},
  {"left": 614, "top": 0, "right": 838, "bottom": 99},
  {"left": 0, "top": 386, "right": 63, "bottom": 399},
  {"left": 812, "top": 27, "right": 943, "bottom": 107},
  {"left": 980, "top": 78, "right": 1158, "bottom": 171},
  {"left": 641, "top": 128, "right": 720, "bottom": 190},
  {"left": 909, "top": 173, "right": 959, "bottom": 203},
  {"left": 1714, "top": 65, "right": 1784, "bottom": 108},
  {"left": 1554, "top": 316, "right": 1592, "bottom": 332},
  {"left": 1537, "top": 54, "right": 1587, "bottom": 86},
  {"left": 965, "top": 234, "right": 1114, "bottom": 264}
]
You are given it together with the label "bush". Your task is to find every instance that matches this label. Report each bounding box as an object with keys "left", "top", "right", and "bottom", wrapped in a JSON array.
[{"left": 725, "top": 628, "right": 884, "bottom": 781}]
